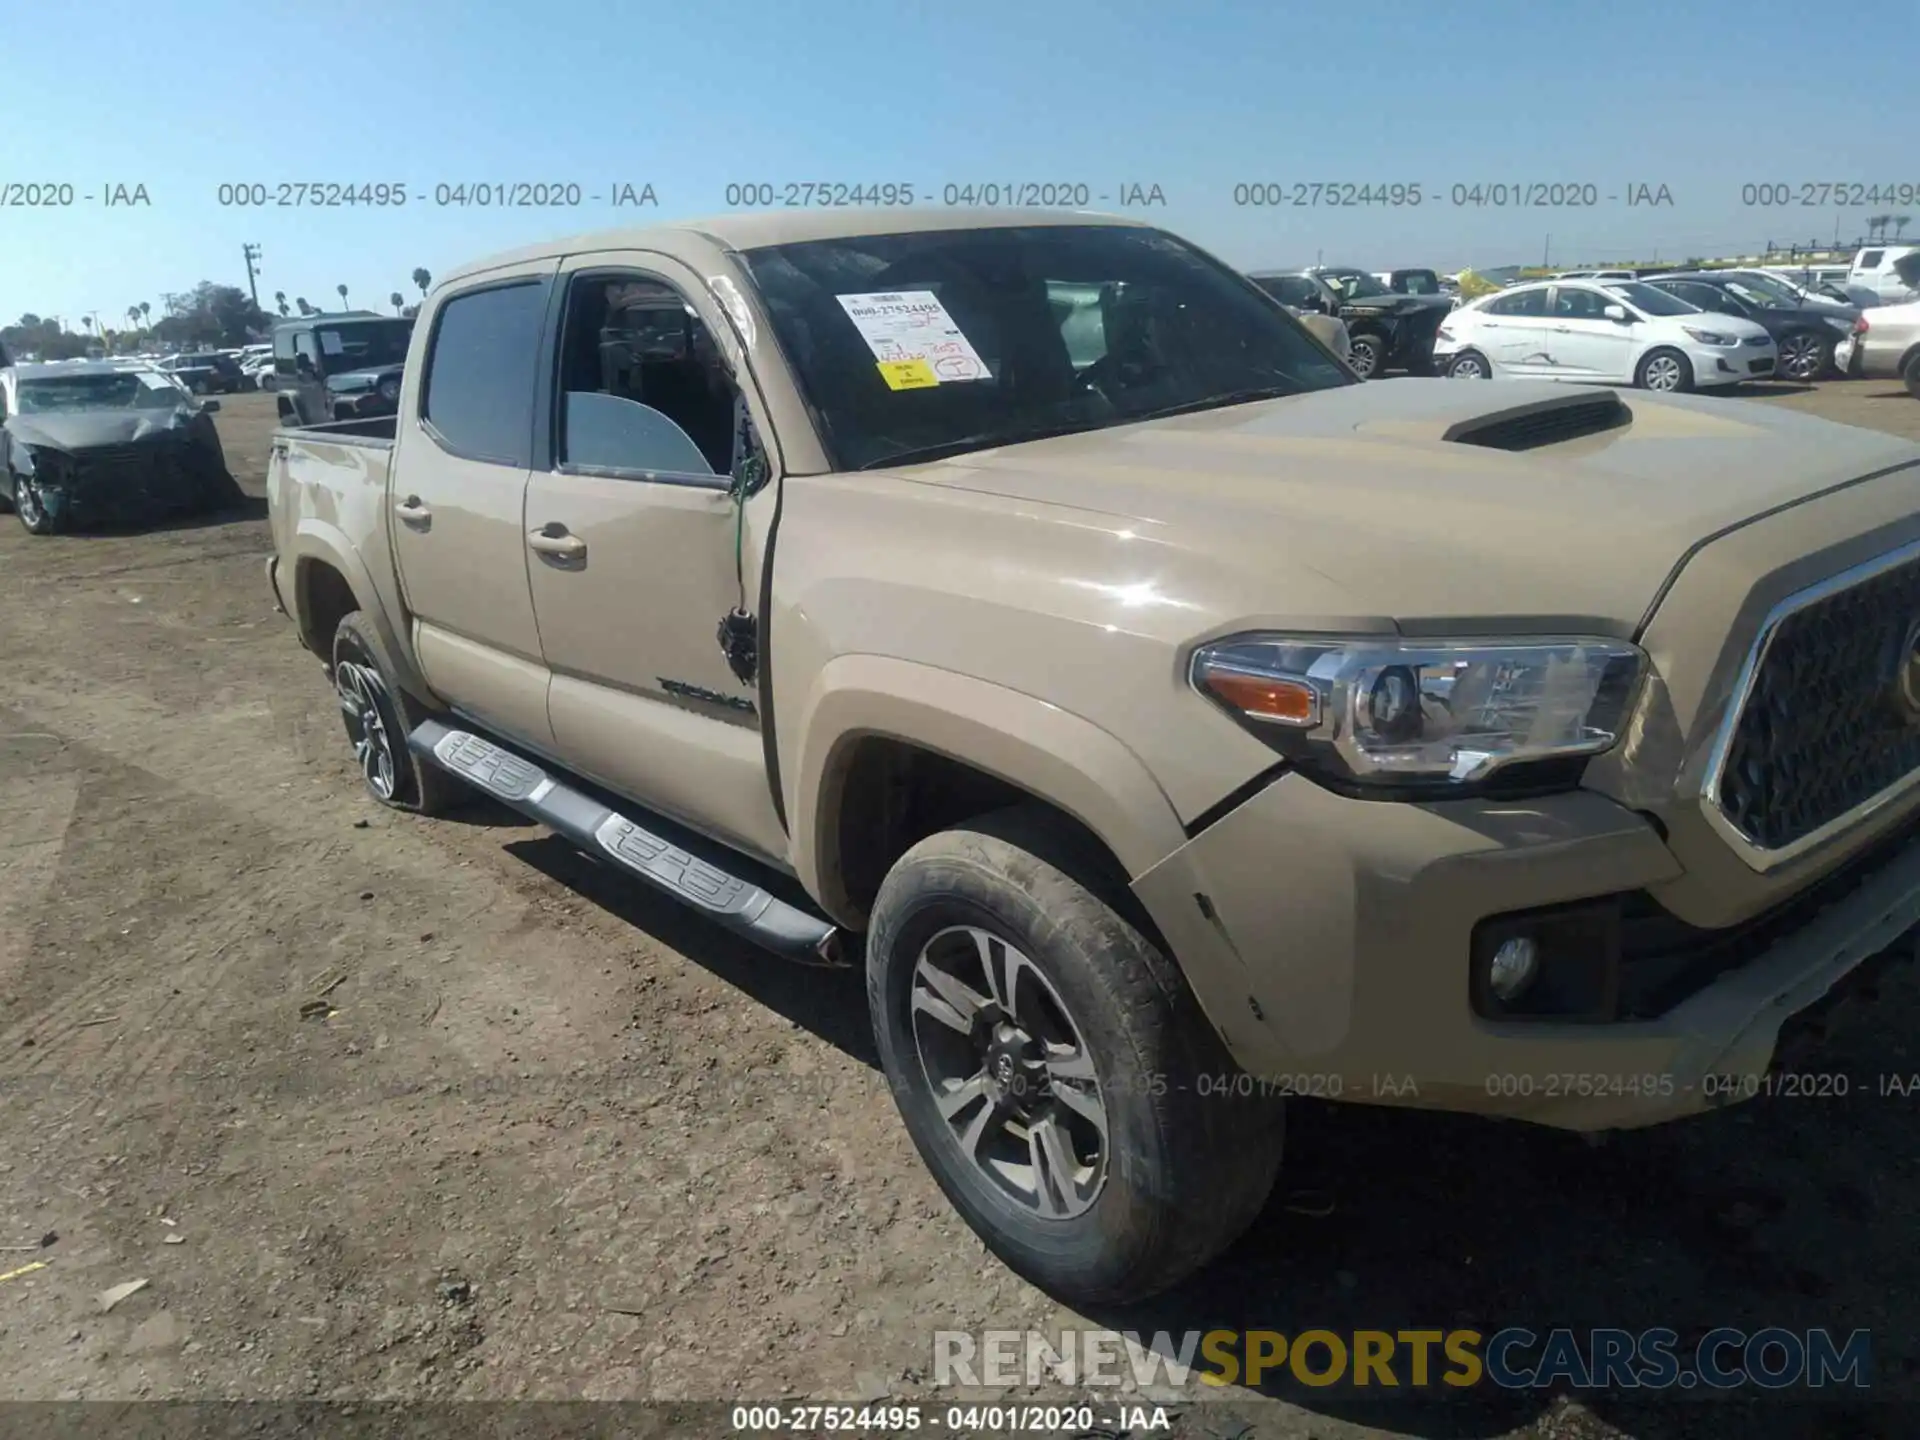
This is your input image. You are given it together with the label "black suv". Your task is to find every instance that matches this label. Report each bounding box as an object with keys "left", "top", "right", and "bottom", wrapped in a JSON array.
[
  {"left": 159, "top": 352, "right": 244, "bottom": 394},
  {"left": 1247, "top": 268, "right": 1452, "bottom": 378},
  {"left": 271, "top": 313, "right": 414, "bottom": 427}
]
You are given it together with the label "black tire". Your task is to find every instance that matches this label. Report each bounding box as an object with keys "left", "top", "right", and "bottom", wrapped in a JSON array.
[
  {"left": 11, "top": 468, "right": 59, "bottom": 535},
  {"left": 1347, "top": 331, "right": 1387, "bottom": 379},
  {"left": 1776, "top": 329, "right": 1830, "bottom": 383},
  {"left": 867, "top": 805, "right": 1283, "bottom": 1305},
  {"left": 330, "top": 611, "right": 465, "bottom": 815},
  {"left": 1634, "top": 346, "right": 1694, "bottom": 393},
  {"left": 1903, "top": 351, "right": 1920, "bottom": 401},
  {"left": 1446, "top": 349, "right": 1493, "bottom": 379}
]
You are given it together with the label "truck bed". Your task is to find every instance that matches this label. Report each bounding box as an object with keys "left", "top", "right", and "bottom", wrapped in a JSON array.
[{"left": 275, "top": 414, "right": 397, "bottom": 446}]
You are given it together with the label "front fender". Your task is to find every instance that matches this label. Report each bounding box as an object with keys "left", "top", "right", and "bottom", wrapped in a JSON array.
[{"left": 789, "top": 654, "right": 1189, "bottom": 920}]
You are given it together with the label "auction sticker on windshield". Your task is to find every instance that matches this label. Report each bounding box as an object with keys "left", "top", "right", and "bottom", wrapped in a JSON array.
[{"left": 836, "top": 290, "right": 990, "bottom": 390}]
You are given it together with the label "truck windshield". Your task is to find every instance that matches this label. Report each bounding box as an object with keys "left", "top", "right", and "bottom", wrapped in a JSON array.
[
  {"left": 314, "top": 320, "right": 412, "bottom": 373},
  {"left": 739, "top": 224, "right": 1352, "bottom": 471}
]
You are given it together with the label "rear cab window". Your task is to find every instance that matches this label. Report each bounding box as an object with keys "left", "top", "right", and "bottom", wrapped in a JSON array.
[{"left": 419, "top": 280, "right": 551, "bottom": 466}]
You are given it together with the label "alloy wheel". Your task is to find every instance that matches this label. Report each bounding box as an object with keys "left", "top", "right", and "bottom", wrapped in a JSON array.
[
  {"left": 14, "top": 477, "right": 45, "bottom": 530},
  {"left": 1449, "top": 355, "right": 1487, "bottom": 379},
  {"left": 1643, "top": 354, "right": 1684, "bottom": 391},
  {"left": 335, "top": 660, "right": 398, "bottom": 799},
  {"left": 1779, "top": 333, "right": 1823, "bottom": 381},
  {"left": 1349, "top": 340, "right": 1381, "bottom": 378},
  {"left": 908, "top": 925, "right": 1108, "bottom": 1219}
]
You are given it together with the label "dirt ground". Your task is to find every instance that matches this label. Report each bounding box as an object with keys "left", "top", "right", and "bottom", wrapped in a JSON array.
[{"left": 3, "top": 381, "right": 1919, "bottom": 1440}]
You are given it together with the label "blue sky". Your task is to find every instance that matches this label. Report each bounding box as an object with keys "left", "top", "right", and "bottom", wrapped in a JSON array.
[{"left": 3, "top": 0, "right": 1912, "bottom": 327}]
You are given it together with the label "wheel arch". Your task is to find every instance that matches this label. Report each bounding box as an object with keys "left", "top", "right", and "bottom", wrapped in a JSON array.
[
  {"left": 789, "top": 656, "right": 1189, "bottom": 932},
  {"left": 287, "top": 523, "right": 435, "bottom": 700}
]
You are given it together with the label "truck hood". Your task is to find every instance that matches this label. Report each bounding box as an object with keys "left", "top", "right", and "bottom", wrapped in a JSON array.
[
  {"left": 5, "top": 408, "right": 198, "bottom": 452},
  {"left": 899, "top": 379, "right": 1920, "bottom": 635}
]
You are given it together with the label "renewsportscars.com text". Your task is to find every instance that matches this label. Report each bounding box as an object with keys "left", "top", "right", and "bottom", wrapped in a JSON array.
[{"left": 932, "top": 1327, "right": 1872, "bottom": 1391}]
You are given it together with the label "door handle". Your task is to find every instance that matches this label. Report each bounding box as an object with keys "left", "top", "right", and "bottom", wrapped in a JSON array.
[
  {"left": 527, "top": 525, "right": 587, "bottom": 560},
  {"left": 394, "top": 495, "right": 432, "bottom": 527}
]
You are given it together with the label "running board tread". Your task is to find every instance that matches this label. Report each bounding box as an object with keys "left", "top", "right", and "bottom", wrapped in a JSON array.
[{"left": 408, "top": 720, "right": 842, "bottom": 964}]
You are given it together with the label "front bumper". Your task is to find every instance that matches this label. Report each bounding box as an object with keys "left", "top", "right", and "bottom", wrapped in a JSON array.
[
  {"left": 1688, "top": 340, "right": 1776, "bottom": 386},
  {"left": 29, "top": 444, "right": 212, "bottom": 525},
  {"left": 1134, "top": 773, "right": 1919, "bottom": 1131}
]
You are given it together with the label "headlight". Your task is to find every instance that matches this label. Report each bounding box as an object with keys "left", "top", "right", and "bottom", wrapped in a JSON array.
[
  {"left": 1190, "top": 635, "right": 1644, "bottom": 793},
  {"left": 1680, "top": 327, "right": 1737, "bottom": 346}
]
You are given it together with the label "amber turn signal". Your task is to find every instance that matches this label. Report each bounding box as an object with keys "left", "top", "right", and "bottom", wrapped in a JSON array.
[{"left": 1197, "top": 664, "right": 1321, "bottom": 727}]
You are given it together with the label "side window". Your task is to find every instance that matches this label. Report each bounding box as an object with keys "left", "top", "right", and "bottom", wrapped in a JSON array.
[
  {"left": 1259, "top": 276, "right": 1319, "bottom": 309},
  {"left": 1047, "top": 281, "right": 1108, "bottom": 369},
  {"left": 420, "top": 280, "right": 549, "bottom": 467},
  {"left": 1552, "top": 287, "right": 1612, "bottom": 319},
  {"left": 1486, "top": 289, "right": 1546, "bottom": 317},
  {"left": 555, "top": 273, "right": 743, "bottom": 478},
  {"left": 293, "top": 332, "right": 320, "bottom": 371},
  {"left": 1858, "top": 250, "right": 1884, "bottom": 270}
]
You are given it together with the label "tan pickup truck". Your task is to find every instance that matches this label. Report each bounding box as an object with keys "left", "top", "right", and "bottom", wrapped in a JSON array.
[{"left": 267, "top": 208, "right": 1920, "bottom": 1304}]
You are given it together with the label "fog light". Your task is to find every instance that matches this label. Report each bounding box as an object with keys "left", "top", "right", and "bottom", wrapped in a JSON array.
[{"left": 1488, "top": 936, "right": 1540, "bottom": 1001}]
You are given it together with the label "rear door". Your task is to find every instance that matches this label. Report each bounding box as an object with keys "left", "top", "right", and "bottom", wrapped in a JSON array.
[
  {"left": 520, "top": 252, "right": 788, "bottom": 861},
  {"left": 1476, "top": 287, "right": 1552, "bottom": 373},
  {"left": 389, "top": 261, "right": 560, "bottom": 749}
]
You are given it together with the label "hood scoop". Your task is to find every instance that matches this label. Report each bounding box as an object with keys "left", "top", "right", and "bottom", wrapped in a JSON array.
[{"left": 1442, "top": 392, "right": 1631, "bottom": 451}]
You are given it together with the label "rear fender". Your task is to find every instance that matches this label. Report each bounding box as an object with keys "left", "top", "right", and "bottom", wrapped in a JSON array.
[{"left": 289, "top": 520, "right": 435, "bottom": 701}]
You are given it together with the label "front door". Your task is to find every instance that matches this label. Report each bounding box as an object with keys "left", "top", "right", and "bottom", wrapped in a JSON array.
[
  {"left": 1544, "top": 285, "right": 1638, "bottom": 381},
  {"left": 388, "top": 261, "right": 559, "bottom": 749},
  {"left": 521, "top": 253, "right": 787, "bottom": 861}
]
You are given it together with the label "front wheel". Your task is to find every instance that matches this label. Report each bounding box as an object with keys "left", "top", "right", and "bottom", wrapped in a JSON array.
[
  {"left": 12, "top": 470, "right": 58, "bottom": 535},
  {"left": 1635, "top": 347, "right": 1694, "bottom": 393},
  {"left": 1346, "top": 331, "right": 1386, "bottom": 379},
  {"left": 1903, "top": 351, "right": 1920, "bottom": 400},
  {"left": 1777, "top": 330, "right": 1830, "bottom": 382},
  {"left": 867, "top": 806, "right": 1282, "bottom": 1304}
]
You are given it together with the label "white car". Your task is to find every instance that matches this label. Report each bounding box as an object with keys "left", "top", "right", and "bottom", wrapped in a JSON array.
[
  {"left": 1849, "top": 245, "right": 1920, "bottom": 304},
  {"left": 1434, "top": 279, "right": 1777, "bottom": 392}
]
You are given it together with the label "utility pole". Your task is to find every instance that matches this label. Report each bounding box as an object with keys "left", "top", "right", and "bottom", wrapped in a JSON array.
[
  {"left": 1543, "top": 233, "right": 1550, "bottom": 267},
  {"left": 242, "top": 243, "right": 263, "bottom": 310}
]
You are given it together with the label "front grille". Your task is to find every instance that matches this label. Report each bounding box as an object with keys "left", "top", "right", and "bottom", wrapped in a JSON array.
[
  {"left": 1619, "top": 811, "right": 1920, "bottom": 1017},
  {"left": 1745, "top": 335, "right": 1772, "bottom": 346},
  {"left": 1713, "top": 548, "right": 1920, "bottom": 853}
]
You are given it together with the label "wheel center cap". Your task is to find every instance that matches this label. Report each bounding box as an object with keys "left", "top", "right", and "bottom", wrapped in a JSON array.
[{"left": 991, "top": 1052, "right": 1016, "bottom": 1086}]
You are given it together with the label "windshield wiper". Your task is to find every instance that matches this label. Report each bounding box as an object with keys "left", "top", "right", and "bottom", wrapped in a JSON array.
[
  {"left": 1120, "top": 384, "right": 1302, "bottom": 425},
  {"left": 860, "top": 419, "right": 1105, "bottom": 470}
]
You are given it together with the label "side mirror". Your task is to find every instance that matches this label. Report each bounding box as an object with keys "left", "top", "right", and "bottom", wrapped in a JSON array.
[
  {"left": 199, "top": 399, "right": 221, "bottom": 413},
  {"left": 1603, "top": 304, "right": 1629, "bottom": 322}
]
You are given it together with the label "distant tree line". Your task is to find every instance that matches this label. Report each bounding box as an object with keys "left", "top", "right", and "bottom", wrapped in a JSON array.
[{"left": 5, "top": 266, "right": 436, "bottom": 360}]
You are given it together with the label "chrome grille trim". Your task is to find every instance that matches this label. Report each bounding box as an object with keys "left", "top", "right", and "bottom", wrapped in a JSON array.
[{"left": 1700, "top": 534, "right": 1920, "bottom": 873}]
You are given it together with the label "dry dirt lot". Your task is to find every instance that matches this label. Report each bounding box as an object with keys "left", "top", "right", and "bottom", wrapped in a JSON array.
[{"left": 3, "top": 382, "right": 1919, "bottom": 1440}]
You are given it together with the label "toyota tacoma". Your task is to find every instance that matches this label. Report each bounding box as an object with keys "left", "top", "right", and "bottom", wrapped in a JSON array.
[{"left": 266, "top": 209, "right": 1920, "bottom": 1305}]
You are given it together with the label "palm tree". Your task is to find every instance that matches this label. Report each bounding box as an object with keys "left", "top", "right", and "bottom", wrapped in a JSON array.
[
  {"left": 138, "top": 301, "right": 150, "bottom": 329},
  {"left": 389, "top": 291, "right": 405, "bottom": 314},
  {"left": 81, "top": 316, "right": 94, "bottom": 334},
  {"left": 1896, "top": 215, "right": 1912, "bottom": 242},
  {"left": 296, "top": 297, "right": 313, "bottom": 316},
  {"left": 274, "top": 289, "right": 287, "bottom": 316},
  {"left": 412, "top": 267, "right": 431, "bottom": 297},
  {"left": 127, "top": 305, "right": 141, "bottom": 333},
  {"left": 1867, "top": 214, "right": 1892, "bottom": 243},
  {"left": 336, "top": 283, "right": 349, "bottom": 310}
]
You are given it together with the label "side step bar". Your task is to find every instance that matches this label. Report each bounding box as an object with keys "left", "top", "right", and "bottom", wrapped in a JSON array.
[{"left": 408, "top": 720, "right": 845, "bottom": 966}]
